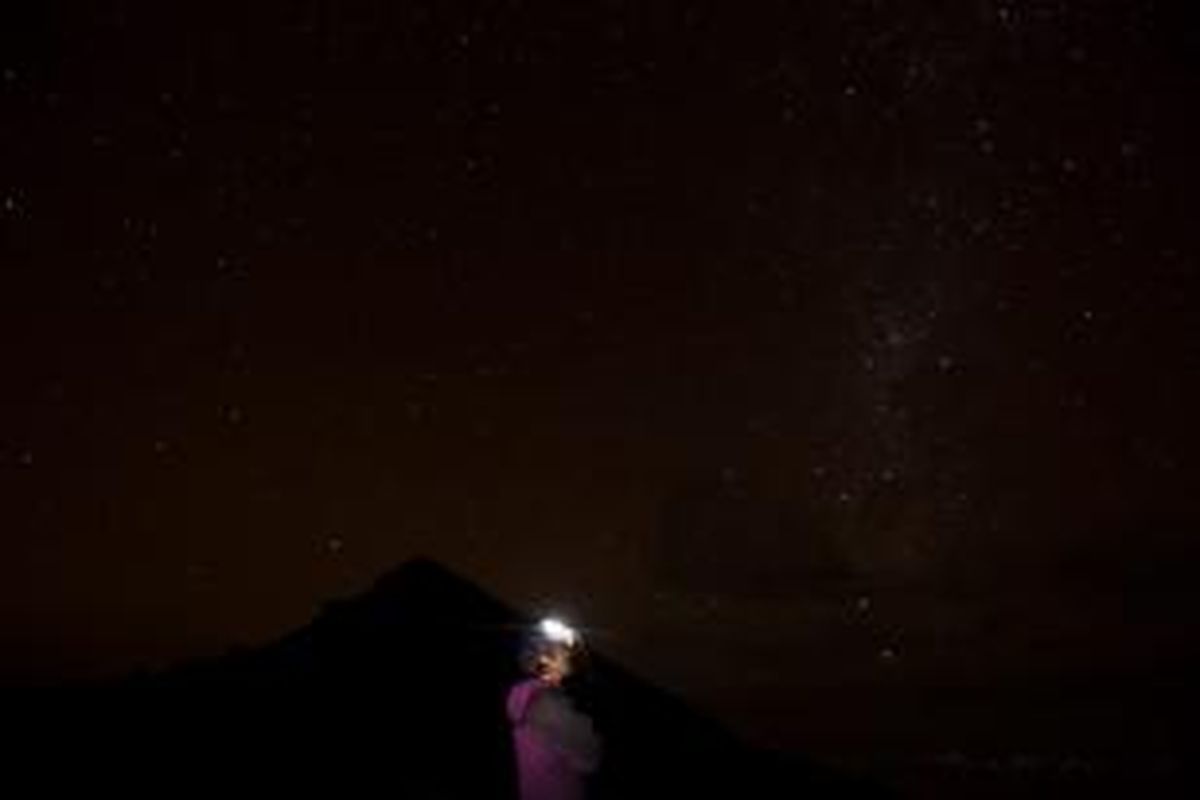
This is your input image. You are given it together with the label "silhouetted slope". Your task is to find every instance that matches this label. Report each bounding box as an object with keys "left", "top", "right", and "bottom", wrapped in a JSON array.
[{"left": 17, "top": 557, "right": 891, "bottom": 799}]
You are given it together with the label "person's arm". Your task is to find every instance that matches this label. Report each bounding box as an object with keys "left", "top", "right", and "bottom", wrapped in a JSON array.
[{"left": 526, "top": 691, "right": 602, "bottom": 772}]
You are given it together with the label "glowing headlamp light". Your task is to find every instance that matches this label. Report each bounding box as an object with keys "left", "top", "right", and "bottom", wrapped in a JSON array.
[{"left": 538, "top": 617, "right": 578, "bottom": 647}]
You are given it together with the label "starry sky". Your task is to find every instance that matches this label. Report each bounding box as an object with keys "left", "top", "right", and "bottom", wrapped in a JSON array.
[{"left": 2, "top": 0, "right": 1197, "bottom": 761}]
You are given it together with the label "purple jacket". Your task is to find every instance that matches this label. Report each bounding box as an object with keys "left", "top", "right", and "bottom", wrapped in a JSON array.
[{"left": 507, "top": 679, "right": 601, "bottom": 800}]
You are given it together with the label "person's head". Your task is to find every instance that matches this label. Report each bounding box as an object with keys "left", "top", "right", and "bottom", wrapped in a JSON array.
[
  {"left": 520, "top": 618, "right": 584, "bottom": 686},
  {"left": 520, "top": 638, "right": 575, "bottom": 685},
  {"left": 536, "top": 641, "right": 573, "bottom": 685}
]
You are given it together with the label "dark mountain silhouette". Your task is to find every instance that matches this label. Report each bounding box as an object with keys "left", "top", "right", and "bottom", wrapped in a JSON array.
[{"left": 13, "top": 557, "right": 892, "bottom": 798}]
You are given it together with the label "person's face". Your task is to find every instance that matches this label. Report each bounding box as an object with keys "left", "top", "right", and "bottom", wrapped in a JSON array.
[{"left": 538, "top": 645, "right": 572, "bottom": 685}]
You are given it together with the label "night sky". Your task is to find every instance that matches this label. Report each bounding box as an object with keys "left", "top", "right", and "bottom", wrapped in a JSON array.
[{"left": 2, "top": 0, "right": 1197, "bottom": 765}]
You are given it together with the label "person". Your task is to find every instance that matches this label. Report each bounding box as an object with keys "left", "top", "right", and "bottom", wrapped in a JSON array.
[{"left": 507, "top": 620, "right": 602, "bottom": 800}]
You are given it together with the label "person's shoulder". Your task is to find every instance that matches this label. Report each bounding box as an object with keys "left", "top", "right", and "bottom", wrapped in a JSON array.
[
  {"left": 507, "top": 678, "right": 543, "bottom": 706},
  {"left": 508, "top": 678, "right": 546, "bottom": 722},
  {"left": 510, "top": 677, "right": 541, "bottom": 694}
]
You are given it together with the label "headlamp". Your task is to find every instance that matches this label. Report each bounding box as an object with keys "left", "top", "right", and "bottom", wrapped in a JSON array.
[{"left": 538, "top": 617, "right": 578, "bottom": 647}]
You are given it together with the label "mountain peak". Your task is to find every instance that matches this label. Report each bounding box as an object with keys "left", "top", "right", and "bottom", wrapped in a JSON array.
[
  {"left": 355, "top": 555, "right": 521, "bottom": 627},
  {"left": 76, "top": 554, "right": 887, "bottom": 799}
]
